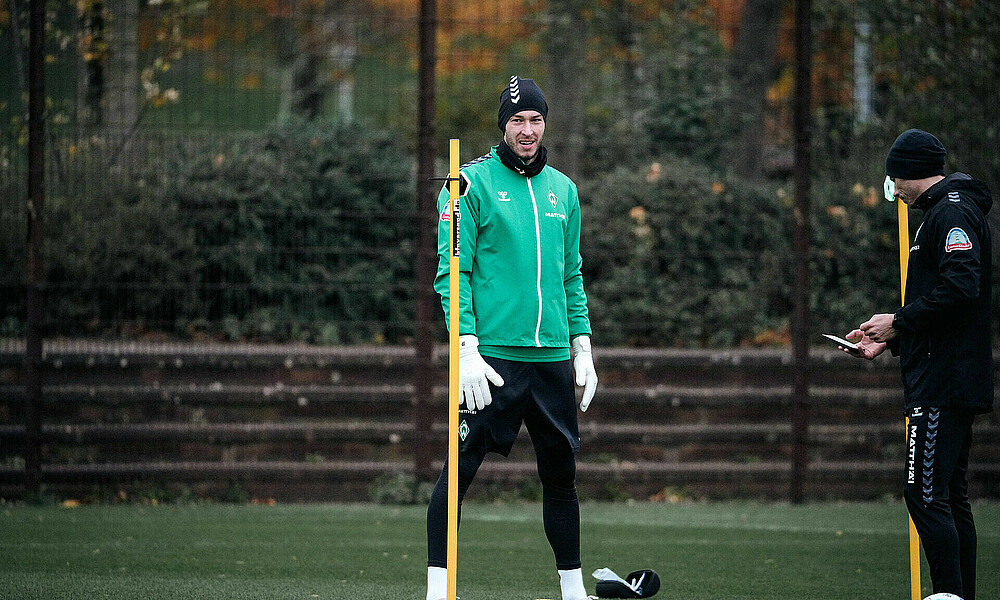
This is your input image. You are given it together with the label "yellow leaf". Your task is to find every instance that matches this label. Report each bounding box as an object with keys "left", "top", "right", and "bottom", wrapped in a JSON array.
[{"left": 646, "top": 162, "right": 661, "bottom": 182}]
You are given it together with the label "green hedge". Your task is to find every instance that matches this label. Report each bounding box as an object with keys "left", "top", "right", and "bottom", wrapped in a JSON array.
[
  {"left": 0, "top": 129, "right": 967, "bottom": 348},
  {"left": 158, "top": 120, "right": 418, "bottom": 343},
  {"left": 0, "top": 120, "right": 417, "bottom": 343},
  {"left": 579, "top": 155, "right": 901, "bottom": 346}
]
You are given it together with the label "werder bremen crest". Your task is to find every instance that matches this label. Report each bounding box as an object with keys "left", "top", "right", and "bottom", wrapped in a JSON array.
[
  {"left": 458, "top": 420, "right": 470, "bottom": 441},
  {"left": 548, "top": 190, "right": 558, "bottom": 208}
]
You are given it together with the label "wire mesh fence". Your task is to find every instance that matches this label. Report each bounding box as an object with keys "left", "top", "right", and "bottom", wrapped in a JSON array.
[
  {"left": 2, "top": 0, "right": 1000, "bottom": 503},
  {"left": 1, "top": 0, "right": 998, "bottom": 347}
]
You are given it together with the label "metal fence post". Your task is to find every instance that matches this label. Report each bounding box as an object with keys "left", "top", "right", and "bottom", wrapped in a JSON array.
[
  {"left": 413, "top": 0, "right": 439, "bottom": 482},
  {"left": 790, "top": 0, "right": 813, "bottom": 504},
  {"left": 25, "top": 0, "right": 48, "bottom": 498}
]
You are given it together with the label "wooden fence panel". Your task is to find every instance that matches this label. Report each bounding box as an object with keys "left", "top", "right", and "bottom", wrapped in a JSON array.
[{"left": 1, "top": 341, "right": 997, "bottom": 501}]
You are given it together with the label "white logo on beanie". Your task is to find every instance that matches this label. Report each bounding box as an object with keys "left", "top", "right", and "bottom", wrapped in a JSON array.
[{"left": 509, "top": 75, "right": 521, "bottom": 104}]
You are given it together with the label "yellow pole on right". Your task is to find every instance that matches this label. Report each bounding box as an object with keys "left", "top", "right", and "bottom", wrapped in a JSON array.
[
  {"left": 447, "top": 138, "right": 461, "bottom": 600},
  {"left": 893, "top": 182, "right": 921, "bottom": 600},
  {"left": 897, "top": 193, "right": 910, "bottom": 302}
]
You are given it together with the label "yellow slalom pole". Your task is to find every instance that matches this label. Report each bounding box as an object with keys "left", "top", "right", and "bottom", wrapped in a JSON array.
[
  {"left": 447, "top": 139, "right": 461, "bottom": 600},
  {"left": 893, "top": 184, "right": 921, "bottom": 600},
  {"left": 897, "top": 195, "right": 910, "bottom": 302}
]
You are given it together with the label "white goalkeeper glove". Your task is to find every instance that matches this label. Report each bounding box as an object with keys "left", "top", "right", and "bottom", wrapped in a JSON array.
[
  {"left": 571, "top": 335, "right": 598, "bottom": 412},
  {"left": 458, "top": 335, "right": 504, "bottom": 411}
]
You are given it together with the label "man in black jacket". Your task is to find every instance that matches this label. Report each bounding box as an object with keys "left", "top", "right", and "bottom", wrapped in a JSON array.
[{"left": 845, "top": 129, "right": 994, "bottom": 600}]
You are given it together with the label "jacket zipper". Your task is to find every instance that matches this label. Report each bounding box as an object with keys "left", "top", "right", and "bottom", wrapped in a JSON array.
[{"left": 526, "top": 177, "right": 543, "bottom": 346}]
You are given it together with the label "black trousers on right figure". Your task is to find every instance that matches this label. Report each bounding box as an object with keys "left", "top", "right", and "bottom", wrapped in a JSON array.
[{"left": 903, "top": 406, "right": 978, "bottom": 600}]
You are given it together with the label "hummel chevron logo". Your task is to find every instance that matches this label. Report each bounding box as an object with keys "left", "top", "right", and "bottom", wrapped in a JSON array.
[{"left": 509, "top": 75, "right": 521, "bottom": 104}]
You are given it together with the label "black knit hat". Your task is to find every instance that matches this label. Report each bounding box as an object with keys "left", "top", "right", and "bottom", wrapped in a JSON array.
[
  {"left": 885, "top": 129, "right": 947, "bottom": 180},
  {"left": 498, "top": 75, "right": 548, "bottom": 131}
]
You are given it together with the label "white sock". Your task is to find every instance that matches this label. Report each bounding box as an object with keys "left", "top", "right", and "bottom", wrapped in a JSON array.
[
  {"left": 558, "top": 568, "right": 588, "bottom": 600},
  {"left": 426, "top": 566, "right": 447, "bottom": 600}
]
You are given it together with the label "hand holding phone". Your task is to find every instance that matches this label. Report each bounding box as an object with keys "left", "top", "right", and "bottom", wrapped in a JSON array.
[{"left": 822, "top": 333, "right": 861, "bottom": 357}]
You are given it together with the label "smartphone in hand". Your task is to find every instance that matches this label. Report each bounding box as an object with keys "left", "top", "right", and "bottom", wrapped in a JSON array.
[{"left": 822, "top": 333, "right": 861, "bottom": 357}]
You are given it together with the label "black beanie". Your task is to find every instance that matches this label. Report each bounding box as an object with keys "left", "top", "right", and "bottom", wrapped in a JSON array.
[
  {"left": 498, "top": 75, "right": 548, "bottom": 131},
  {"left": 885, "top": 129, "right": 947, "bottom": 180}
]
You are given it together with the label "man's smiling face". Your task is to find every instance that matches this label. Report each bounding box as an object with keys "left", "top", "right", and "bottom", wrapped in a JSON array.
[{"left": 503, "top": 110, "right": 545, "bottom": 163}]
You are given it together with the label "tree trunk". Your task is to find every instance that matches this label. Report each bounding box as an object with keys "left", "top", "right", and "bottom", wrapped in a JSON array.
[
  {"left": 729, "top": 0, "right": 784, "bottom": 179},
  {"left": 544, "top": 0, "right": 586, "bottom": 179},
  {"left": 274, "top": 5, "right": 298, "bottom": 124},
  {"left": 332, "top": 39, "right": 356, "bottom": 122},
  {"left": 292, "top": 52, "right": 326, "bottom": 119},
  {"left": 104, "top": 0, "right": 140, "bottom": 166},
  {"left": 276, "top": 1, "right": 357, "bottom": 122},
  {"left": 853, "top": 19, "right": 872, "bottom": 124},
  {"left": 77, "top": 1, "right": 107, "bottom": 131},
  {"left": 7, "top": 0, "right": 28, "bottom": 98}
]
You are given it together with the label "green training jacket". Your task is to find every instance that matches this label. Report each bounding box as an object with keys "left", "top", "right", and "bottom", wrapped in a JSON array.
[{"left": 434, "top": 146, "right": 591, "bottom": 360}]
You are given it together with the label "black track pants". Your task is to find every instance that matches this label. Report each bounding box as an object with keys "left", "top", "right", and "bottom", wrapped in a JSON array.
[
  {"left": 903, "top": 406, "right": 977, "bottom": 600},
  {"left": 426, "top": 443, "right": 581, "bottom": 570}
]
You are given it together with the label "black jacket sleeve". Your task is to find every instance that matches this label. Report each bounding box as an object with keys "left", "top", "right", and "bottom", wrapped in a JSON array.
[{"left": 893, "top": 203, "right": 983, "bottom": 333}]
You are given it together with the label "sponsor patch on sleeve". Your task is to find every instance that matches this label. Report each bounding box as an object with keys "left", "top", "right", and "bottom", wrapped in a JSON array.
[
  {"left": 944, "top": 227, "right": 973, "bottom": 252},
  {"left": 439, "top": 202, "right": 451, "bottom": 222}
]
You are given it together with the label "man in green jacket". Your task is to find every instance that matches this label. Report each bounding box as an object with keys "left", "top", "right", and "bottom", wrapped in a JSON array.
[{"left": 425, "top": 76, "right": 598, "bottom": 600}]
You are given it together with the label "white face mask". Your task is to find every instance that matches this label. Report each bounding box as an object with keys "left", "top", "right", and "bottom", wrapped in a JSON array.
[{"left": 884, "top": 175, "right": 896, "bottom": 202}]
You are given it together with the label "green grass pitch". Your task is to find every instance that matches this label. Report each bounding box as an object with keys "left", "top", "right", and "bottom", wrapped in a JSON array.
[{"left": 1, "top": 501, "right": 997, "bottom": 599}]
